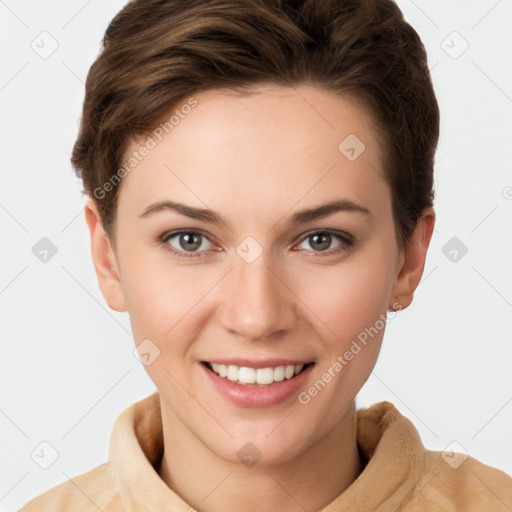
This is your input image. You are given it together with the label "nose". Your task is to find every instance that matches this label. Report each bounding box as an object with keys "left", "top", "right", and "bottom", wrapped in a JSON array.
[{"left": 217, "top": 250, "right": 297, "bottom": 341}]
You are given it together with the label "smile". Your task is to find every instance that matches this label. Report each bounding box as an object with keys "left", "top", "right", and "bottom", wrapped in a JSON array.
[{"left": 202, "top": 361, "right": 314, "bottom": 386}]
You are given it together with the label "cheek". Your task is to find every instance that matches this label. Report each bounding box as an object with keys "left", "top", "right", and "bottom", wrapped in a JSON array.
[
  {"left": 118, "top": 245, "right": 220, "bottom": 357},
  {"left": 117, "top": 244, "right": 183, "bottom": 340},
  {"left": 292, "top": 249, "right": 394, "bottom": 423},
  {"left": 294, "top": 250, "right": 394, "bottom": 346}
]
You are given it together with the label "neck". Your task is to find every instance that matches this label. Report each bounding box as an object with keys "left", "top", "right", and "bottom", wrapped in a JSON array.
[{"left": 158, "top": 401, "right": 363, "bottom": 512}]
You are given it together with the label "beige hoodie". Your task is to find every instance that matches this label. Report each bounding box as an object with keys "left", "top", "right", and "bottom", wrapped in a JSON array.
[{"left": 20, "top": 392, "right": 512, "bottom": 511}]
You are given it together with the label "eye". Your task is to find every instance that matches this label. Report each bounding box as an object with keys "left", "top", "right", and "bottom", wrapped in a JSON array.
[
  {"left": 295, "top": 230, "right": 354, "bottom": 256},
  {"left": 160, "top": 230, "right": 214, "bottom": 259},
  {"left": 159, "top": 229, "right": 355, "bottom": 260}
]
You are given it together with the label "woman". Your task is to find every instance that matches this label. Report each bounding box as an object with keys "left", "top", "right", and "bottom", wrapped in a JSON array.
[{"left": 20, "top": 0, "right": 512, "bottom": 510}]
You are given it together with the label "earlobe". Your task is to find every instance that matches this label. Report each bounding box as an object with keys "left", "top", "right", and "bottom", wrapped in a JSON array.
[
  {"left": 390, "top": 207, "right": 436, "bottom": 311},
  {"left": 84, "top": 200, "right": 127, "bottom": 312}
]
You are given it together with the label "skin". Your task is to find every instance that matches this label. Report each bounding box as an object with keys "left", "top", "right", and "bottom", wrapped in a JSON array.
[{"left": 85, "top": 83, "right": 435, "bottom": 511}]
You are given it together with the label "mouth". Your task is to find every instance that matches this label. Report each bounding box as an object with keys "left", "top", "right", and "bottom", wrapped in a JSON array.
[{"left": 201, "top": 361, "right": 315, "bottom": 387}]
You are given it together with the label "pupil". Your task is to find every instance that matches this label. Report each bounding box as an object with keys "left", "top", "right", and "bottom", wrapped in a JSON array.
[
  {"left": 180, "top": 233, "right": 200, "bottom": 251},
  {"left": 311, "top": 233, "right": 330, "bottom": 251}
]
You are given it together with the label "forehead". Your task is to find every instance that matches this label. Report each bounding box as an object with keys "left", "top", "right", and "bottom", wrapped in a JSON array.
[{"left": 118, "top": 84, "right": 390, "bottom": 222}]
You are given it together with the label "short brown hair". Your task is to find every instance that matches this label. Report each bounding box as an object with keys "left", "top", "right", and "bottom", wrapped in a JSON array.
[{"left": 71, "top": 0, "right": 439, "bottom": 251}]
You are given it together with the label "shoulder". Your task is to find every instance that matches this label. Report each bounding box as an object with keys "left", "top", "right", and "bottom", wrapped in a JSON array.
[
  {"left": 357, "top": 401, "right": 512, "bottom": 511},
  {"left": 403, "top": 447, "right": 512, "bottom": 511},
  {"left": 19, "top": 462, "right": 123, "bottom": 512}
]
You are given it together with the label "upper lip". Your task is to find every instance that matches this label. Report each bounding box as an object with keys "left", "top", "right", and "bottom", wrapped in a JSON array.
[{"left": 203, "top": 359, "right": 314, "bottom": 369}]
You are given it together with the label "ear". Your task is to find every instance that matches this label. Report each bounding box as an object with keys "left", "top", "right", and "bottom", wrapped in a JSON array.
[
  {"left": 84, "top": 200, "right": 127, "bottom": 312},
  {"left": 390, "top": 207, "right": 436, "bottom": 311}
]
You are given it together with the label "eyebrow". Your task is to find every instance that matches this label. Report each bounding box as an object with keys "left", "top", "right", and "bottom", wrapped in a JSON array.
[{"left": 139, "top": 198, "right": 372, "bottom": 228}]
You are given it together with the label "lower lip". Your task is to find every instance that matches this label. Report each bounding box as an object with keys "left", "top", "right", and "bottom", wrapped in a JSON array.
[{"left": 201, "top": 363, "right": 314, "bottom": 408}]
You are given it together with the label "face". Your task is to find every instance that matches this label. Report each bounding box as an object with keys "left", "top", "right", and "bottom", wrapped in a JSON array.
[{"left": 88, "top": 83, "right": 430, "bottom": 466}]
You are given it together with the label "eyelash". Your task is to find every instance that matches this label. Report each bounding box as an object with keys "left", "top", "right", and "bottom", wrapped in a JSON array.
[{"left": 158, "top": 229, "right": 356, "bottom": 260}]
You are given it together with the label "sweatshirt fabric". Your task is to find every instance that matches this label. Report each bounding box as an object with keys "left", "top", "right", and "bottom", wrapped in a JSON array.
[{"left": 20, "top": 392, "right": 512, "bottom": 511}]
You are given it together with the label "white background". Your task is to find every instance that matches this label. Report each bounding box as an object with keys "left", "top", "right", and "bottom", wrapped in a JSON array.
[{"left": 1, "top": 0, "right": 511, "bottom": 509}]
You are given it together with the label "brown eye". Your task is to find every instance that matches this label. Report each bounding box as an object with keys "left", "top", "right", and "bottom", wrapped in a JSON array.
[
  {"left": 296, "top": 230, "right": 354, "bottom": 255},
  {"left": 177, "top": 232, "right": 203, "bottom": 251},
  {"left": 307, "top": 233, "right": 332, "bottom": 251},
  {"left": 161, "top": 230, "right": 213, "bottom": 258}
]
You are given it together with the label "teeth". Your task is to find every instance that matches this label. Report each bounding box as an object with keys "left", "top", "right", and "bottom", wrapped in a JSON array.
[
  {"left": 208, "top": 362, "right": 306, "bottom": 386},
  {"left": 227, "top": 365, "right": 239, "bottom": 381},
  {"left": 284, "top": 365, "right": 295, "bottom": 379},
  {"left": 256, "top": 367, "right": 274, "bottom": 385},
  {"left": 274, "top": 365, "right": 285, "bottom": 382},
  {"left": 239, "top": 367, "right": 256, "bottom": 384}
]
